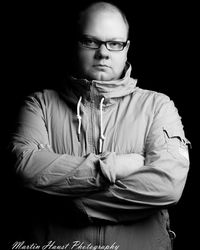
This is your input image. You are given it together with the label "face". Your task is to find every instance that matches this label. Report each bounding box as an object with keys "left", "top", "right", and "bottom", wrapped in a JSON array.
[{"left": 75, "top": 10, "right": 130, "bottom": 81}]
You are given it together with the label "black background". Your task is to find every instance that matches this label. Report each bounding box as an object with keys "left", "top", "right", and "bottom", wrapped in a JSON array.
[{"left": 2, "top": 0, "right": 198, "bottom": 249}]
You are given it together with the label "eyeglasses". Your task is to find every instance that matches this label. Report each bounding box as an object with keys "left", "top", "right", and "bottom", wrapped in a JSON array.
[{"left": 78, "top": 36, "right": 128, "bottom": 51}]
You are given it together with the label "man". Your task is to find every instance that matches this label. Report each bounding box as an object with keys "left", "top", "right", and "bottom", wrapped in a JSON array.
[{"left": 10, "top": 1, "right": 190, "bottom": 249}]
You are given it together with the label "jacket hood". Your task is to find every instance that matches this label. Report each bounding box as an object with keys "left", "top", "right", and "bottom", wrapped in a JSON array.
[{"left": 60, "top": 63, "right": 137, "bottom": 104}]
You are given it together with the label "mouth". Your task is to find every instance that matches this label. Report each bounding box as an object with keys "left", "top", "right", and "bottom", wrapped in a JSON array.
[{"left": 93, "top": 64, "right": 110, "bottom": 69}]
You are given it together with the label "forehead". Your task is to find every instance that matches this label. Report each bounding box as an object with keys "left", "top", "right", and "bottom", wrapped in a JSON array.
[{"left": 79, "top": 10, "right": 128, "bottom": 40}]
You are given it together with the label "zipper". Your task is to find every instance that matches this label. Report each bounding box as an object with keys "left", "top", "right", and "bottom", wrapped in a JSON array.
[
  {"left": 96, "top": 225, "right": 104, "bottom": 246},
  {"left": 88, "top": 84, "right": 99, "bottom": 154},
  {"left": 88, "top": 88, "right": 95, "bottom": 153}
]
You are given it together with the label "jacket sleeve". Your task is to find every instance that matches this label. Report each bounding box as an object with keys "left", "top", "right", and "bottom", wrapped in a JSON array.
[
  {"left": 10, "top": 94, "right": 107, "bottom": 196},
  {"left": 78, "top": 94, "right": 190, "bottom": 222}
]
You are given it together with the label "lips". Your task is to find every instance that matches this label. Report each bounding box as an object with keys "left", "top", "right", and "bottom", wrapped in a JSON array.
[{"left": 94, "top": 64, "right": 110, "bottom": 68}]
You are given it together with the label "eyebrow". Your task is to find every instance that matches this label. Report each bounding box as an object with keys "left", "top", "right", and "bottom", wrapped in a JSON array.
[{"left": 82, "top": 34, "right": 127, "bottom": 41}]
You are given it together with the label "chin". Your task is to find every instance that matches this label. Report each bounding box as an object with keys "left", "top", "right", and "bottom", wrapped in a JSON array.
[{"left": 90, "top": 72, "right": 114, "bottom": 81}]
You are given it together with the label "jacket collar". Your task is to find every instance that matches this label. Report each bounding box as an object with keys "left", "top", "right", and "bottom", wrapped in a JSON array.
[{"left": 61, "top": 62, "right": 137, "bottom": 105}]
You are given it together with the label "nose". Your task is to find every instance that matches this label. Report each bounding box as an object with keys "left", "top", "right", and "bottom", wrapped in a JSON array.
[{"left": 95, "top": 44, "right": 109, "bottom": 59}]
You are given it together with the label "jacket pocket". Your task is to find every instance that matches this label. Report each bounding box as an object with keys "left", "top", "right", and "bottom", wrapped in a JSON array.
[{"left": 163, "top": 126, "right": 190, "bottom": 161}]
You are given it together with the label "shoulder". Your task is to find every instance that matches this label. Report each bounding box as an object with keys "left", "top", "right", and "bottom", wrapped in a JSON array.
[
  {"left": 21, "top": 89, "right": 61, "bottom": 114},
  {"left": 130, "top": 87, "right": 181, "bottom": 124},
  {"left": 31, "top": 89, "right": 59, "bottom": 100},
  {"left": 26, "top": 89, "right": 60, "bottom": 105},
  {"left": 135, "top": 88, "right": 181, "bottom": 127},
  {"left": 132, "top": 87, "right": 173, "bottom": 110},
  {"left": 134, "top": 87, "right": 170, "bottom": 102}
]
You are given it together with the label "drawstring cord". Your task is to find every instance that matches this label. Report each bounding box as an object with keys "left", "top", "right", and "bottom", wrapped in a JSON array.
[
  {"left": 99, "top": 97, "right": 105, "bottom": 154},
  {"left": 76, "top": 96, "right": 82, "bottom": 141},
  {"left": 76, "top": 96, "right": 106, "bottom": 153}
]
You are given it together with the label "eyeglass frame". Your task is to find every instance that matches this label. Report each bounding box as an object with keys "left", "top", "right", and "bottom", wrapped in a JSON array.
[{"left": 78, "top": 35, "right": 129, "bottom": 51}]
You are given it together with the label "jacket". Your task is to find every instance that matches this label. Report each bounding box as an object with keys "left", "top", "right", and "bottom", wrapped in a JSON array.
[{"left": 10, "top": 64, "right": 190, "bottom": 249}]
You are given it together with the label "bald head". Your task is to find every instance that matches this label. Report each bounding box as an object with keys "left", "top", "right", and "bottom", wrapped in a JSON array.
[{"left": 77, "top": 1, "right": 129, "bottom": 39}]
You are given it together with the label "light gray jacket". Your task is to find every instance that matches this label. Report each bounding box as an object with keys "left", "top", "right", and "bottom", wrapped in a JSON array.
[{"left": 11, "top": 64, "right": 190, "bottom": 249}]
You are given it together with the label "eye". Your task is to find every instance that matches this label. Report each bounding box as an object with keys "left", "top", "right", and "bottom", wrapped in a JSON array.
[
  {"left": 108, "top": 41, "right": 124, "bottom": 50},
  {"left": 81, "top": 38, "right": 97, "bottom": 47}
]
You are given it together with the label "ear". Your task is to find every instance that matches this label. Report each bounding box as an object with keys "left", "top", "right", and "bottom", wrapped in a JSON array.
[{"left": 126, "top": 40, "right": 130, "bottom": 52}]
